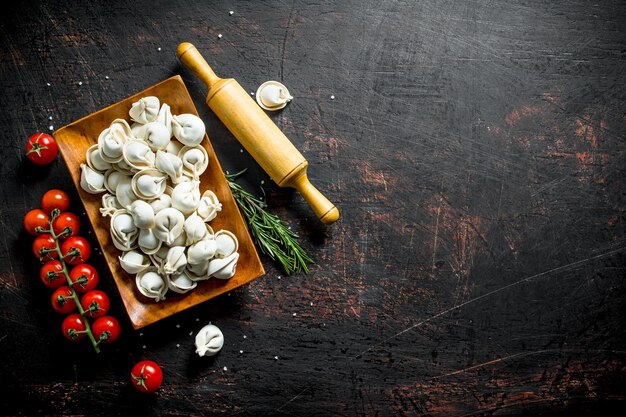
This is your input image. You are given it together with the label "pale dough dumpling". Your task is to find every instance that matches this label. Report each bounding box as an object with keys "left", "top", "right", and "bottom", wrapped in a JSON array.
[
  {"left": 129, "top": 96, "right": 160, "bottom": 124},
  {"left": 194, "top": 324, "right": 224, "bottom": 357},
  {"left": 172, "top": 113, "right": 205, "bottom": 146},
  {"left": 153, "top": 207, "right": 185, "bottom": 245}
]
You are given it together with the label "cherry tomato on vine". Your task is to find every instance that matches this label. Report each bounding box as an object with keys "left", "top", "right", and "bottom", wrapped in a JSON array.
[
  {"left": 62, "top": 313, "right": 87, "bottom": 341},
  {"left": 130, "top": 360, "right": 163, "bottom": 393},
  {"left": 69, "top": 264, "right": 98, "bottom": 293},
  {"left": 23, "top": 209, "right": 50, "bottom": 235},
  {"left": 25, "top": 133, "right": 58, "bottom": 165},
  {"left": 51, "top": 286, "right": 76, "bottom": 314},
  {"left": 80, "top": 290, "right": 109, "bottom": 318},
  {"left": 61, "top": 236, "right": 91, "bottom": 265},
  {"left": 39, "top": 260, "right": 65, "bottom": 288},
  {"left": 92, "top": 316, "right": 120, "bottom": 343},
  {"left": 41, "top": 189, "right": 70, "bottom": 214},
  {"left": 32, "top": 234, "right": 58, "bottom": 261},
  {"left": 52, "top": 212, "right": 80, "bottom": 238}
]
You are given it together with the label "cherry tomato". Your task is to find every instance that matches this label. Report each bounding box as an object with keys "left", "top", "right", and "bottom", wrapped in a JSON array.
[
  {"left": 52, "top": 212, "right": 80, "bottom": 238},
  {"left": 130, "top": 360, "right": 163, "bottom": 393},
  {"left": 41, "top": 189, "right": 70, "bottom": 214},
  {"left": 80, "top": 290, "right": 109, "bottom": 318},
  {"left": 92, "top": 316, "right": 121, "bottom": 343},
  {"left": 23, "top": 209, "right": 50, "bottom": 235},
  {"left": 32, "top": 234, "right": 58, "bottom": 261},
  {"left": 39, "top": 260, "right": 65, "bottom": 288},
  {"left": 25, "top": 133, "right": 58, "bottom": 165},
  {"left": 62, "top": 313, "right": 87, "bottom": 341},
  {"left": 51, "top": 286, "right": 76, "bottom": 314},
  {"left": 69, "top": 264, "right": 99, "bottom": 293},
  {"left": 61, "top": 236, "right": 91, "bottom": 265}
]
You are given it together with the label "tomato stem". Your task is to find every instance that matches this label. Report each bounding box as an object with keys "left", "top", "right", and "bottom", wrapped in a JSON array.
[
  {"left": 48, "top": 218, "right": 100, "bottom": 353},
  {"left": 85, "top": 300, "right": 101, "bottom": 315},
  {"left": 50, "top": 209, "right": 61, "bottom": 221},
  {"left": 46, "top": 271, "right": 62, "bottom": 283},
  {"left": 26, "top": 134, "right": 49, "bottom": 157},
  {"left": 131, "top": 364, "right": 149, "bottom": 391},
  {"left": 61, "top": 247, "right": 81, "bottom": 263},
  {"left": 70, "top": 274, "right": 89, "bottom": 289}
]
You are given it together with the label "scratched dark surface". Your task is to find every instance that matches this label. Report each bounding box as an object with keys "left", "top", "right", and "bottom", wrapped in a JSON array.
[{"left": 1, "top": 0, "right": 625, "bottom": 416}]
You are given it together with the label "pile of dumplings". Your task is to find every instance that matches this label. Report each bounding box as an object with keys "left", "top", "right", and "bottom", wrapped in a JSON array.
[{"left": 79, "top": 96, "right": 240, "bottom": 302}]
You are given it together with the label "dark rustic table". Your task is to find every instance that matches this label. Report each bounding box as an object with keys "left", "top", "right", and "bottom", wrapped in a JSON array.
[{"left": 1, "top": 1, "right": 625, "bottom": 416}]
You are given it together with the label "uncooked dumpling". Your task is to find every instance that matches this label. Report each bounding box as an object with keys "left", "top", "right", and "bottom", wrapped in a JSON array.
[
  {"left": 172, "top": 113, "right": 205, "bottom": 146},
  {"left": 153, "top": 207, "right": 185, "bottom": 245},
  {"left": 129, "top": 96, "right": 160, "bottom": 124}
]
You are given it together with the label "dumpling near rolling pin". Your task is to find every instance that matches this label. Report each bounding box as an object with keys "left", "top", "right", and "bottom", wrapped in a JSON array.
[{"left": 255, "top": 81, "right": 293, "bottom": 111}]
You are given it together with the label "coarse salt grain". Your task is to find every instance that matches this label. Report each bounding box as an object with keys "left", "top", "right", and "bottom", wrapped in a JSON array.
[
  {"left": 292, "top": 313, "right": 297, "bottom": 317},
  {"left": 49, "top": 126, "right": 54, "bottom": 131},
  {"left": 239, "top": 350, "right": 243, "bottom": 354},
  {"left": 142, "top": 345, "right": 146, "bottom": 349},
  {"left": 46, "top": 83, "right": 51, "bottom": 87},
  {"left": 229, "top": 11, "right": 234, "bottom": 15},
  {"left": 78, "top": 81, "right": 83, "bottom": 86},
  {"left": 218, "top": 34, "right": 223, "bottom": 39},
  {"left": 105, "top": 76, "right": 109, "bottom": 80},
  {"left": 274, "top": 356, "right": 279, "bottom": 360},
  {"left": 176, "top": 324, "right": 180, "bottom": 328},
  {"left": 223, "top": 366, "right": 228, "bottom": 371},
  {"left": 48, "top": 116, "right": 53, "bottom": 120},
  {"left": 176, "top": 344, "right": 180, "bottom": 348},
  {"left": 243, "top": 335, "right": 247, "bottom": 339},
  {"left": 158, "top": 47, "right": 162, "bottom": 51}
]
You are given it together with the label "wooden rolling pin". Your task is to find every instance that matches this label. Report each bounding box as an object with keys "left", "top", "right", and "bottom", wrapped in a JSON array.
[{"left": 176, "top": 42, "right": 340, "bottom": 225}]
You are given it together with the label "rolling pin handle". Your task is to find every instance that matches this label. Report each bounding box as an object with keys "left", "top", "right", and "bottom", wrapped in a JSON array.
[
  {"left": 289, "top": 171, "right": 340, "bottom": 224},
  {"left": 176, "top": 42, "right": 221, "bottom": 89}
]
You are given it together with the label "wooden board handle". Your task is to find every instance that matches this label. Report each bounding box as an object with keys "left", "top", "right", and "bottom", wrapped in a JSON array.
[{"left": 176, "top": 42, "right": 221, "bottom": 89}]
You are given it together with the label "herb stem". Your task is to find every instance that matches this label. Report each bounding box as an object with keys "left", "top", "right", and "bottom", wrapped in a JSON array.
[{"left": 226, "top": 170, "right": 314, "bottom": 275}]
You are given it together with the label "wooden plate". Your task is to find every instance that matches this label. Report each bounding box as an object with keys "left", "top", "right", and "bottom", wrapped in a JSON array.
[{"left": 54, "top": 75, "right": 265, "bottom": 329}]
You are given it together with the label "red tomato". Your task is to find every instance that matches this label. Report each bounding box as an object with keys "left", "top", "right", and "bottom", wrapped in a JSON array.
[
  {"left": 69, "top": 264, "right": 99, "bottom": 293},
  {"left": 130, "top": 360, "right": 163, "bottom": 393},
  {"left": 39, "top": 260, "right": 66, "bottom": 288},
  {"left": 62, "top": 313, "right": 87, "bottom": 341},
  {"left": 23, "top": 209, "right": 50, "bottom": 235},
  {"left": 61, "top": 236, "right": 91, "bottom": 265},
  {"left": 32, "top": 234, "right": 58, "bottom": 261},
  {"left": 92, "top": 316, "right": 121, "bottom": 343},
  {"left": 52, "top": 212, "right": 80, "bottom": 238},
  {"left": 51, "top": 286, "right": 77, "bottom": 314},
  {"left": 25, "top": 133, "right": 58, "bottom": 165},
  {"left": 41, "top": 189, "right": 70, "bottom": 214},
  {"left": 80, "top": 290, "right": 109, "bottom": 318}
]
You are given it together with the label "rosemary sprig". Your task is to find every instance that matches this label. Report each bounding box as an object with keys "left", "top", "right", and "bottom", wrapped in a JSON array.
[{"left": 225, "top": 169, "right": 314, "bottom": 275}]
